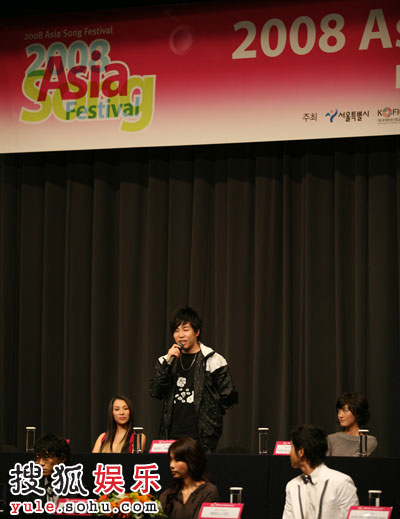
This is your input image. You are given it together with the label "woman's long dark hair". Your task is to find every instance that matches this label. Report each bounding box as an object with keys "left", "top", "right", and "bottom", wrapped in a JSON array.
[
  {"left": 100, "top": 395, "right": 134, "bottom": 453},
  {"left": 164, "top": 437, "right": 209, "bottom": 515}
]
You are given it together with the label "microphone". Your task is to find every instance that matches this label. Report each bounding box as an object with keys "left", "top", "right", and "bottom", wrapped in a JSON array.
[{"left": 167, "top": 343, "right": 183, "bottom": 365}]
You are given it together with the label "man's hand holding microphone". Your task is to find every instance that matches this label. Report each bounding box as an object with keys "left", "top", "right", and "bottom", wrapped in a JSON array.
[{"left": 167, "top": 343, "right": 183, "bottom": 365}]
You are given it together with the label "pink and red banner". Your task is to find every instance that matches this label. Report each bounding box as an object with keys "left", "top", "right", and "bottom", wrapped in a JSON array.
[{"left": 0, "top": 0, "right": 399, "bottom": 153}]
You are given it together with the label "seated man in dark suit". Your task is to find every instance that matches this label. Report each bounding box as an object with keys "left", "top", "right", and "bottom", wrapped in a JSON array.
[
  {"left": 34, "top": 434, "right": 71, "bottom": 506},
  {"left": 10, "top": 434, "right": 71, "bottom": 517}
]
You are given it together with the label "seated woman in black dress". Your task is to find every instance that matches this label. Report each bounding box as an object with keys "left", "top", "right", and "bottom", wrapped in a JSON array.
[
  {"left": 160, "top": 437, "right": 219, "bottom": 519},
  {"left": 326, "top": 392, "right": 377, "bottom": 456}
]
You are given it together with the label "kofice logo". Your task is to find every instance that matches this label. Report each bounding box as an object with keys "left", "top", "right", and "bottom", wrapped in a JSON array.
[
  {"left": 377, "top": 107, "right": 400, "bottom": 118},
  {"left": 377, "top": 107, "right": 400, "bottom": 124}
]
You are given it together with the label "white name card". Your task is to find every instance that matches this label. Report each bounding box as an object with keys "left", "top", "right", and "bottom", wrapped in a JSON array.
[
  {"left": 274, "top": 441, "right": 291, "bottom": 455},
  {"left": 199, "top": 503, "right": 244, "bottom": 518},
  {"left": 347, "top": 506, "right": 393, "bottom": 519},
  {"left": 149, "top": 439, "right": 176, "bottom": 453}
]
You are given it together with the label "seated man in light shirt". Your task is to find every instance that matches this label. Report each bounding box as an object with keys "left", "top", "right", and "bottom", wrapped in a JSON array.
[{"left": 283, "top": 424, "right": 359, "bottom": 519}]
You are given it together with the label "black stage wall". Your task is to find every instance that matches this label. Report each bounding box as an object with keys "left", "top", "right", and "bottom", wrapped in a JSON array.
[{"left": 1, "top": 136, "right": 400, "bottom": 457}]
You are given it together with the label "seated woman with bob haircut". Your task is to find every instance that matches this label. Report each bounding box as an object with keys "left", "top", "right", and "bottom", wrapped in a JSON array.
[
  {"left": 327, "top": 392, "right": 377, "bottom": 456},
  {"left": 160, "top": 437, "right": 219, "bottom": 519},
  {"left": 92, "top": 395, "right": 146, "bottom": 453}
]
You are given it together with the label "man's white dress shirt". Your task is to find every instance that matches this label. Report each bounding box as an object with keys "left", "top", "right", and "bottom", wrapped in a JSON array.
[{"left": 282, "top": 463, "right": 359, "bottom": 519}]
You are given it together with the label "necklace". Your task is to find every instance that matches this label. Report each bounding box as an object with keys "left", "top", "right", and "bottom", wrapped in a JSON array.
[{"left": 179, "top": 352, "right": 197, "bottom": 371}]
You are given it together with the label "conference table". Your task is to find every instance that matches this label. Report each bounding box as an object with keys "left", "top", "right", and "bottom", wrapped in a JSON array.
[{"left": 1, "top": 452, "right": 399, "bottom": 518}]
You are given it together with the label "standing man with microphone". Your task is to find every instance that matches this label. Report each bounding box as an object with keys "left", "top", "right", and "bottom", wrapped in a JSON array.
[{"left": 149, "top": 306, "right": 238, "bottom": 453}]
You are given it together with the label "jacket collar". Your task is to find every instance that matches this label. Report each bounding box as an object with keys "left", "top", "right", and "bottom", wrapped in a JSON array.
[{"left": 199, "top": 342, "right": 215, "bottom": 360}]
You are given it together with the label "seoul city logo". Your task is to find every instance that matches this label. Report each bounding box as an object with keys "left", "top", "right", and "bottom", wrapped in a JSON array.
[{"left": 325, "top": 109, "right": 338, "bottom": 123}]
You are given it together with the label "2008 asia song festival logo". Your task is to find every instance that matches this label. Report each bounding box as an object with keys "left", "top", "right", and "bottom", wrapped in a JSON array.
[{"left": 20, "top": 38, "right": 156, "bottom": 133}]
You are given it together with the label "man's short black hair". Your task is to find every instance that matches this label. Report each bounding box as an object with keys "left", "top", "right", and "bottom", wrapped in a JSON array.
[
  {"left": 34, "top": 434, "right": 71, "bottom": 463},
  {"left": 336, "top": 392, "right": 370, "bottom": 427},
  {"left": 290, "top": 424, "right": 327, "bottom": 468},
  {"left": 170, "top": 306, "right": 202, "bottom": 340}
]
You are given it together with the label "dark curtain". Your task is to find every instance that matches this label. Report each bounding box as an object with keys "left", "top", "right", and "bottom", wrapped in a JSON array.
[{"left": 1, "top": 136, "right": 399, "bottom": 456}]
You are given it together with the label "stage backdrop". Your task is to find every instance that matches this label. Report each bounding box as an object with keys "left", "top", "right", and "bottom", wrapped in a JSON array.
[
  {"left": 1, "top": 135, "right": 400, "bottom": 458},
  {"left": 0, "top": 0, "right": 399, "bottom": 153}
]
